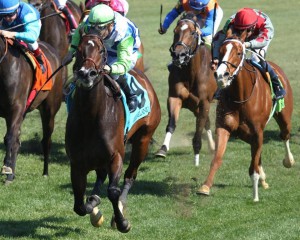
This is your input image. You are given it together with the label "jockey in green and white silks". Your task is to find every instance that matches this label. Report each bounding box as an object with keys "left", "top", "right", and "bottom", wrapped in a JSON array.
[{"left": 63, "top": 4, "right": 140, "bottom": 112}]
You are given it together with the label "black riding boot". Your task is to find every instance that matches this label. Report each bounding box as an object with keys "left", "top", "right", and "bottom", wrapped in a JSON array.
[
  {"left": 260, "top": 60, "right": 286, "bottom": 100},
  {"left": 117, "top": 75, "right": 138, "bottom": 113},
  {"left": 33, "top": 47, "right": 46, "bottom": 74},
  {"left": 59, "top": 6, "right": 77, "bottom": 33}
]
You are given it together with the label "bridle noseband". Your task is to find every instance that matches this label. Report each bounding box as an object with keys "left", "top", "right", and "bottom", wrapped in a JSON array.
[{"left": 169, "top": 18, "right": 201, "bottom": 67}]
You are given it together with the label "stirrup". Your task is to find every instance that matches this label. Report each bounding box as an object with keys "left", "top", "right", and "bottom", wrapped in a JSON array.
[{"left": 274, "top": 87, "right": 286, "bottom": 100}]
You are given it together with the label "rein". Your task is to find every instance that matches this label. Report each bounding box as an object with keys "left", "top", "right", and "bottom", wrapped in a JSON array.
[{"left": 0, "top": 37, "right": 8, "bottom": 64}]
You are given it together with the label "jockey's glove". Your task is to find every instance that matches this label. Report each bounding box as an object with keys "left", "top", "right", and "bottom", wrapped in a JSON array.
[
  {"left": 62, "top": 51, "right": 75, "bottom": 66},
  {"left": 103, "top": 65, "right": 112, "bottom": 74},
  {"left": 158, "top": 27, "right": 167, "bottom": 35},
  {"left": 244, "top": 42, "right": 251, "bottom": 48},
  {"left": 0, "top": 30, "right": 16, "bottom": 39}
]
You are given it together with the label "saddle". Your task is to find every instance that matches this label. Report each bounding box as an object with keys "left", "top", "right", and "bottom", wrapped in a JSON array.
[{"left": 10, "top": 39, "right": 53, "bottom": 112}]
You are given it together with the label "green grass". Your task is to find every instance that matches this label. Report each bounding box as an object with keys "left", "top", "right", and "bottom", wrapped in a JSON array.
[{"left": 0, "top": 0, "right": 299, "bottom": 239}]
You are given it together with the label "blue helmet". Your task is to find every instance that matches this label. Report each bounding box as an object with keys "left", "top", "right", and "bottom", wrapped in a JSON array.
[
  {"left": 0, "top": 0, "right": 19, "bottom": 15},
  {"left": 189, "top": 0, "right": 209, "bottom": 11}
]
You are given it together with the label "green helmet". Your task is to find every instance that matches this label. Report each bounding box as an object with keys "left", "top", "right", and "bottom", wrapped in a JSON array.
[{"left": 88, "top": 4, "right": 115, "bottom": 26}]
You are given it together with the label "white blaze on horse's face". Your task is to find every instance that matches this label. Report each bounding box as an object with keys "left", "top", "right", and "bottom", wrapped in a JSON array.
[
  {"left": 215, "top": 43, "right": 233, "bottom": 89},
  {"left": 88, "top": 40, "right": 95, "bottom": 47},
  {"left": 180, "top": 24, "right": 188, "bottom": 31}
]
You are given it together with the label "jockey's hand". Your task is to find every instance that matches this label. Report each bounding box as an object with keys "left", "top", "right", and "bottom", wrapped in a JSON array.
[
  {"left": 0, "top": 30, "right": 16, "bottom": 39},
  {"left": 62, "top": 51, "right": 74, "bottom": 66},
  {"left": 158, "top": 27, "right": 167, "bottom": 35},
  {"left": 244, "top": 42, "right": 251, "bottom": 48},
  {"left": 210, "top": 58, "right": 219, "bottom": 71},
  {"left": 103, "top": 65, "right": 112, "bottom": 74}
]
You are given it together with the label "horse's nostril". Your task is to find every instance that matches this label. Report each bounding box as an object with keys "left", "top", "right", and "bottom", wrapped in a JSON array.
[
  {"left": 214, "top": 72, "right": 218, "bottom": 79},
  {"left": 78, "top": 70, "right": 85, "bottom": 77}
]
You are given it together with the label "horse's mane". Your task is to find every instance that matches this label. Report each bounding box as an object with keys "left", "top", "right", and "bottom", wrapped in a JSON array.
[{"left": 180, "top": 12, "right": 197, "bottom": 22}]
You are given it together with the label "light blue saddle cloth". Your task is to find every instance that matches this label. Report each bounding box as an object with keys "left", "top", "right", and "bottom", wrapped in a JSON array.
[{"left": 121, "top": 73, "right": 151, "bottom": 135}]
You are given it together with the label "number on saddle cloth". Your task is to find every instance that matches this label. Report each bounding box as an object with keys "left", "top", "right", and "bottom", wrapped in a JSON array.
[{"left": 122, "top": 73, "right": 151, "bottom": 135}]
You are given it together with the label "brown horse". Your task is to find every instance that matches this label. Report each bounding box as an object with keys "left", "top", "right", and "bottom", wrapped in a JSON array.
[
  {"left": 155, "top": 12, "right": 217, "bottom": 166},
  {"left": 65, "top": 34, "right": 161, "bottom": 232},
  {"left": 0, "top": 37, "right": 64, "bottom": 183},
  {"left": 197, "top": 33, "right": 295, "bottom": 201}
]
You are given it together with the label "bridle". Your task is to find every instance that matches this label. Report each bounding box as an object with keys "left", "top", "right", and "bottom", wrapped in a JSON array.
[
  {"left": 74, "top": 34, "right": 108, "bottom": 88},
  {"left": 169, "top": 17, "right": 202, "bottom": 67},
  {"left": 218, "top": 38, "right": 246, "bottom": 83}
]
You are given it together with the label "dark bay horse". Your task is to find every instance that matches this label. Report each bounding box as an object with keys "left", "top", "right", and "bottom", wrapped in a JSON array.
[
  {"left": 65, "top": 34, "right": 161, "bottom": 232},
  {"left": 155, "top": 12, "right": 217, "bottom": 166},
  {"left": 0, "top": 37, "right": 64, "bottom": 183},
  {"left": 197, "top": 33, "right": 294, "bottom": 201}
]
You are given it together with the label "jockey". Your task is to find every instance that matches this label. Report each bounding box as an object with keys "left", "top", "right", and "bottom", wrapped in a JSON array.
[
  {"left": 85, "top": 0, "right": 129, "bottom": 16},
  {"left": 53, "top": 0, "right": 78, "bottom": 34},
  {"left": 158, "top": 0, "right": 223, "bottom": 45},
  {"left": 0, "top": 0, "right": 46, "bottom": 73},
  {"left": 62, "top": 4, "right": 140, "bottom": 112},
  {"left": 211, "top": 8, "right": 286, "bottom": 100}
]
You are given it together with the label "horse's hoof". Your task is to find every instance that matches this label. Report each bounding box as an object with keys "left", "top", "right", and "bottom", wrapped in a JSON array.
[
  {"left": 110, "top": 215, "right": 117, "bottom": 229},
  {"left": 155, "top": 145, "right": 167, "bottom": 158},
  {"left": 282, "top": 158, "right": 295, "bottom": 168},
  {"left": 1, "top": 166, "right": 12, "bottom": 175},
  {"left": 90, "top": 207, "right": 104, "bottom": 227},
  {"left": 261, "top": 180, "right": 269, "bottom": 189},
  {"left": 117, "top": 219, "right": 131, "bottom": 233},
  {"left": 196, "top": 185, "right": 210, "bottom": 195}
]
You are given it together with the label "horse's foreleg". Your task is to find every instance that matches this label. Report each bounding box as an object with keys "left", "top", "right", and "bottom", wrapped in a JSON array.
[
  {"left": 197, "top": 128, "right": 230, "bottom": 195},
  {"left": 108, "top": 153, "right": 131, "bottom": 233},
  {"left": 71, "top": 165, "right": 87, "bottom": 216},
  {"left": 156, "top": 97, "right": 182, "bottom": 158}
]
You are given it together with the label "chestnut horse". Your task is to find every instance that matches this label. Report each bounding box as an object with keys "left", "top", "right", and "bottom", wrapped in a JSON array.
[
  {"left": 155, "top": 12, "right": 217, "bottom": 166},
  {"left": 65, "top": 34, "right": 161, "bottom": 232},
  {"left": 0, "top": 37, "right": 63, "bottom": 183},
  {"left": 197, "top": 33, "right": 295, "bottom": 201}
]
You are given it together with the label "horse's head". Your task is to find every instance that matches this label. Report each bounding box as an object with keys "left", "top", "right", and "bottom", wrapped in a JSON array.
[
  {"left": 74, "top": 34, "right": 107, "bottom": 89},
  {"left": 214, "top": 35, "right": 246, "bottom": 89},
  {"left": 170, "top": 12, "right": 201, "bottom": 67}
]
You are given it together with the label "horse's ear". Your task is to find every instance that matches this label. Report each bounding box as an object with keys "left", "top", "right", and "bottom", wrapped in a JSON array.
[
  {"left": 226, "top": 27, "right": 233, "bottom": 38},
  {"left": 240, "top": 30, "right": 248, "bottom": 42}
]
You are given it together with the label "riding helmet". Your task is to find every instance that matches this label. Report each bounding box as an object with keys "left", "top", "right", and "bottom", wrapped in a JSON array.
[
  {"left": 189, "top": 0, "right": 210, "bottom": 11},
  {"left": 0, "top": 0, "right": 19, "bottom": 15},
  {"left": 88, "top": 4, "right": 115, "bottom": 26},
  {"left": 234, "top": 8, "right": 258, "bottom": 30}
]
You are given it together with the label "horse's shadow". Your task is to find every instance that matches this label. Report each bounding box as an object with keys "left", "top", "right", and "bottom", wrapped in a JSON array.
[{"left": 0, "top": 217, "right": 82, "bottom": 240}]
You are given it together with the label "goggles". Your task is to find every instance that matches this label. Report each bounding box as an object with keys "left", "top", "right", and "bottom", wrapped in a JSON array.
[
  {"left": 1, "top": 9, "right": 18, "bottom": 18},
  {"left": 87, "top": 23, "right": 108, "bottom": 32}
]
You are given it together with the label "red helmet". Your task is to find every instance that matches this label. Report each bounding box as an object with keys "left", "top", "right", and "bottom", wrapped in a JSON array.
[
  {"left": 86, "top": 0, "right": 111, "bottom": 9},
  {"left": 234, "top": 8, "right": 258, "bottom": 30}
]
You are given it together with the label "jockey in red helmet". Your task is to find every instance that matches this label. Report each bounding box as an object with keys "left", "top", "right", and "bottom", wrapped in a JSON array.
[
  {"left": 211, "top": 8, "right": 286, "bottom": 100},
  {"left": 85, "top": 0, "right": 129, "bottom": 16}
]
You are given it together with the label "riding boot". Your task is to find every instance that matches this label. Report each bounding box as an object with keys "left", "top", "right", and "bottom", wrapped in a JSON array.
[
  {"left": 59, "top": 6, "right": 78, "bottom": 34},
  {"left": 33, "top": 47, "right": 46, "bottom": 74},
  {"left": 117, "top": 75, "right": 138, "bottom": 113},
  {"left": 261, "top": 60, "right": 286, "bottom": 100}
]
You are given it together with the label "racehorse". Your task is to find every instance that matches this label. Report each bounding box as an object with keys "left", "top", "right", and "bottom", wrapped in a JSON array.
[
  {"left": 65, "top": 34, "right": 161, "bottom": 232},
  {"left": 197, "top": 32, "right": 295, "bottom": 201},
  {"left": 155, "top": 12, "right": 217, "bottom": 166},
  {"left": 0, "top": 37, "right": 64, "bottom": 184},
  {"left": 29, "top": 0, "right": 82, "bottom": 85}
]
